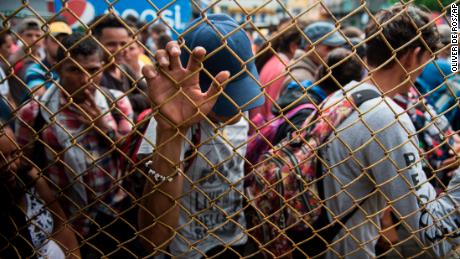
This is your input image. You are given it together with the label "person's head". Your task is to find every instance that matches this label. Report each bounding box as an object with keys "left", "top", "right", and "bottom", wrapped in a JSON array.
[
  {"left": 437, "top": 24, "right": 451, "bottom": 59},
  {"left": 124, "top": 14, "right": 139, "bottom": 28},
  {"left": 277, "top": 17, "right": 292, "bottom": 31},
  {"left": 342, "top": 26, "right": 364, "bottom": 39},
  {"left": 44, "top": 21, "right": 72, "bottom": 64},
  {"left": 0, "top": 28, "right": 15, "bottom": 60},
  {"left": 150, "top": 23, "right": 167, "bottom": 42},
  {"left": 16, "top": 17, "right": 44, "bottom": 53},
  {"left": 343, "top": 37, "right": 366, "bottom": 59},
  {"left": 365, "top": 4, "right": 440, "bottom": 84},
  {"left": 56, "top": 32, "right": 104, "bottom": 103},
  {"left": 0, "top": 121, "right": 20, "bottom": 183},
  {"left": 302, "top": 21, "right": 347, "bottom": 64},
  {"left": 180, "top": 14, "right": 264, "bottom": 121},
  {"left": 276, "top": 25, "right": 303, "bottom": 58},
  {"left": 91, "top": 14, "right": 130, "bottom": 64},
  {"left": 155, "top": 32, "right": 173, "bottom": 50},
  {"left": 255, "top": 25, "right": 302, "bottom": 71},
  {"left": 315, "top": 47, "right": 364, "bottom": 94},
  {"left": 125, "top": 39, "right": 143, "bottom": 64}
]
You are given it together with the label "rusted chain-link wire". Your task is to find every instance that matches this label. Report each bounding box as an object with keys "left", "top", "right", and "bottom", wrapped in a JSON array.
[{"left": 0, "top": 0, "right": 460, "bottom": 258}]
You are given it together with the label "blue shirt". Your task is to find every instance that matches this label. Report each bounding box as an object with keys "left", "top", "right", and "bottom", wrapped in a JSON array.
[
  {"left": 415, "top": 60, "right": 460, "bottom": 130},
  {"left": 24, "top": 59, "right": 59, "bottom": 91}
]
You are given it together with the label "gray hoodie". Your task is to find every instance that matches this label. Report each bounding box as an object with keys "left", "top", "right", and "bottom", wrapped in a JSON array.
[{"left": 320, "top": 81, "right": 460, "bottom": 258}]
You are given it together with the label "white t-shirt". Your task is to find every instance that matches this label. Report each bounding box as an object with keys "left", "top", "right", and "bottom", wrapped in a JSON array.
[
  {"left": 0, "top": 65, "right": 9, "bottom": 97},
  {"left": 26, "top": 188, "right": 65, "bottom": 259},
  {"left": 138, "top": 116, "right": 249, "bottom": 258},
  {"left": 320, "top": 81, "right": 460, "bottom": 258}
]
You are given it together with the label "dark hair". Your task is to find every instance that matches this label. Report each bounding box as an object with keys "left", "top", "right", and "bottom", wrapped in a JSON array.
[
  {"left": 150, "top": 23, "right": 167, "bottom": 34},
  {"left": 255, "top": 25, "right": 303, "bottom": 71},
  {"left": 56, "top": 32, "right": 102, "bottom": 63},
  {"left": 365, "top": 4, "right": 440, "bottom": 69},
  {"left": 343, "top": 37, "right": 366, "bottom": 58},
  {"left": 316, "top": 47, "right": 363, "bottom": 93},
  {"left": 90, "top": 14, "right": 128, "bottom": 38},
  {"left": 342, "top": 26, "right": 364, "bottom": 38},
  {"left": 156, "top": 32, "right": 173, "bottom": 50},
  {"left": 0, "top": 27, "right": 12, "bottom": 46},
  {"left": 124, "top": 14, "right": 139, "bottom": 28}
]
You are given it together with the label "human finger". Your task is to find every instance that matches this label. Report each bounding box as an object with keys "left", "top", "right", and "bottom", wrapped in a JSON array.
[
  {"left": 186, "top": 46, "right": 206, "bottom": 73},
  {"left": 155, "top": 49, "right": 170, "bottom": 68},
  {"left": 166, "top": 41, "right": 182, "bottom": 70},
  {"left": 142, "top": 65, "right": 158, "bottom": 81},
  {"left": 203, "top": 71, "right": 230, "bottom": 106}
]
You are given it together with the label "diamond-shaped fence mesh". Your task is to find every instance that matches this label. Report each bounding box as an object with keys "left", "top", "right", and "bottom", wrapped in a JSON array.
[{"left": 0, "top": 0, "right": 460, "bottom": 258}]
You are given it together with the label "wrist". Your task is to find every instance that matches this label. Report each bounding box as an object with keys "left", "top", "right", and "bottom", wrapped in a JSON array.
[{"left": 155, "top": 126, "right": 186, "bottom": 145}]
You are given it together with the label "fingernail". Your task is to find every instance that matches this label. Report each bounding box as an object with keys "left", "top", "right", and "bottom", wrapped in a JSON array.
[{"left": 172, "top": 46, "right": 180, "bottom": 55}]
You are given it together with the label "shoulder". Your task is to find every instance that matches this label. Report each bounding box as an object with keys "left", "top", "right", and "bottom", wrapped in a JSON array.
[
  {"left": 361, "top": 97, "right": 414, "bottom": 133},
  {"left": 24, "top": 62, "right": 45, "bottom": 76}
]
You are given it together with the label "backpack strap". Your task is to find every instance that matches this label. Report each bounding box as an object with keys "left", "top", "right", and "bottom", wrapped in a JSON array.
[
  {"left": 285, "top": 103, "right": 316, "bottom": 118},
  {"left": 351, "top": 89, "right": 381, "bottom": 107},
  {"left": 272, "top": 103, "right": 317, "bottom": 128}
]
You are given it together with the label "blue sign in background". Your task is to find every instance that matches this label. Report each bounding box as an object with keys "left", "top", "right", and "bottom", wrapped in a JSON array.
[{"left": 54, "top": 0, "right": 192, "bottom": 37}]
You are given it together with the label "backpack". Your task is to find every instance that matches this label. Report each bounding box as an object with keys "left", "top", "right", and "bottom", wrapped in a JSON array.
[
  {"left": 246, "top": 103, "right": 317, "bottom": 167},
  {"left": 245, "top": 89, "right": 380, "bottom": 258}
]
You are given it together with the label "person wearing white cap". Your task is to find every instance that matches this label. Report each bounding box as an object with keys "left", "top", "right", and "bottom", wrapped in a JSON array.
[
  {"left": 9, "top": 17, "right": 44, "bottom": 67},
  {"left": 8, "top": 17, "right": 45, "bottom": 106}
]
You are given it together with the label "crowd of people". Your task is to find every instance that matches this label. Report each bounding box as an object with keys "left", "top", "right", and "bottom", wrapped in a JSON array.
[{"left": 1, "top": 2, "right": 460, "bottom": 258}]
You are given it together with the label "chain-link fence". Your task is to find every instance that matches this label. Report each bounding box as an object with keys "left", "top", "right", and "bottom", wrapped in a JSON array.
[{"left": 0, "top": 0, "right": 460, "bottom": 258}]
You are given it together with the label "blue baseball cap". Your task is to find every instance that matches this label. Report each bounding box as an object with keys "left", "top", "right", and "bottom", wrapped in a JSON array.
[
  {"left": 301, "top": 21, "right": 346, "bottom": 48},
  {"left": 180, "top": 14, "right": 264, "bottom": 117}
]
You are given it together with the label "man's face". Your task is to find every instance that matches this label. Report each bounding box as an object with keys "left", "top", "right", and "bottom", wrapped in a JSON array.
[
  {"left": 44, "top": 34, "right": 67, "bottom": 63},
  {"left": 125, "top": 41, "right": 142, "bottom": 63},
  {"left": 0, "top": 35, "right": 15, "bottom": 59},
  {"left": 20, "top": 29, "right": 44, "bottom": 52},
  {"left": 151, "top": 32, "right": 160, "bottom": 43},
  {"left": 99, "top": 27, "right": 129, "bottom": 64},
  {"left": 57, "top": 53, "right": 103, "bottom": 103}
]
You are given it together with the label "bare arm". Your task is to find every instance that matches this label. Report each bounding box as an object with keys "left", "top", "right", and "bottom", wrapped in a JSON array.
[
  {"left": 138, "top": 127, "right": 185, "bottom": 252},
  {"left": 137, "top": 41, "right": 229, "bottom": 254},
  {"left": 31, "top": 168, "right": 81, "bottom": 259}
]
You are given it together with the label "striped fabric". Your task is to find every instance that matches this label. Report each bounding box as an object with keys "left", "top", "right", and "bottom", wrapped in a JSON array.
[{"left": 24, "top": 60, "right": 59, "bottom": 91}]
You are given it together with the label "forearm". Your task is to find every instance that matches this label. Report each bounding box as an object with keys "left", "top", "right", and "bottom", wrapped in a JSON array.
[
  {"left": 33, "top": 171, "right": 81, "bottom": 258},
  {"left": 138, "top": 127, "right": 185, "bottom": 253},
  {"left": 51, "top": 223, "right": 81, "bottom": 259}
]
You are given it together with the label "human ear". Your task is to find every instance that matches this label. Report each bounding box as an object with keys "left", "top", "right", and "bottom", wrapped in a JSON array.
[{"left": 400, "top": 47, "right": 421, "bottom": 72}]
